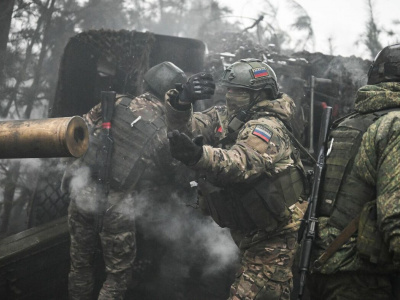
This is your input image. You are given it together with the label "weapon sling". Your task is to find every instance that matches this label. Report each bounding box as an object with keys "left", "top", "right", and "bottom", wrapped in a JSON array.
[{"left": 313, "top": 214, "right": 360, "bottom": 269}]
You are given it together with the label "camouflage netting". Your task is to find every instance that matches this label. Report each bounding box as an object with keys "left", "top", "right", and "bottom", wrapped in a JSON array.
[
  {"left": 50, "top": 30, "right": 156, "bottom": 117},
  {"left": 26, "top": 159, "right": 70, "bottom": 227},
  {"left": 50, "top": 29, "right": 206, "bottom": 118}
]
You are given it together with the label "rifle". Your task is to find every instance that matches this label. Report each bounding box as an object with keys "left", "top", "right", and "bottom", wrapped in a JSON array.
[
  {"left": 297, "top": 106, "right": 332, "bottom": 300},
  {"left": 96, "top": 91, "right": 116, "bottom": 232}
]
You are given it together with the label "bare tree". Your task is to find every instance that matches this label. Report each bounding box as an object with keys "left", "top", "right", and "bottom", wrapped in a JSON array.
[
  {"left": 364, "top": 0, "right": 382, "bottom": 59},
  {"left": 0, "top": 0, "right": 15, "bottom": 86},
  {"left": 288, "top": 0, "right": 315, "bottom": 51},
  {"left": 24, "top": 0, "right": 56, "bottom": 119},
  {"left": 0, "top": 161, "right": 20, "bottom": 236}
]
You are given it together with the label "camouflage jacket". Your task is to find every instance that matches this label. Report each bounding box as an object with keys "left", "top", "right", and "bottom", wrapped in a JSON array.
[
  {"left": 165, "top": 90, "right": 301, "bottom": 187},
  {"left": 312, "top": 82, "right": 400, "bottom": 274}
]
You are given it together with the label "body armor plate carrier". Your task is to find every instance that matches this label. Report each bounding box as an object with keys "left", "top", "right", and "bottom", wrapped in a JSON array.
[{"left": 83, "top": 96, "right": 166, "bottom": 192}]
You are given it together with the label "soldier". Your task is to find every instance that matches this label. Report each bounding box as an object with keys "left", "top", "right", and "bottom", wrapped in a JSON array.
[
  {"left": 62, "top": 61, "right": 188, "bottom": 300},
  {"left": 166, "top": 58, "right": 307, "bottom": 300},
  {"left": 306, "top": 44, "right": 400, "bottom": 299}
]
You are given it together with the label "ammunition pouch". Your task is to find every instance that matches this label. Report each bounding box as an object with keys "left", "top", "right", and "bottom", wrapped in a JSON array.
[
  {"left": 357, "top": 200, "right": 392, "bottom": 264},
  {"left": 198, "top": 167, "right": 304, "bottom": 232}
]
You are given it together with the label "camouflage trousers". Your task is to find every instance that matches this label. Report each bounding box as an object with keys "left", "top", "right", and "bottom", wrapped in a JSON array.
[
  {"left": 308, "top": 272, "right": 395, "bottom": 300},
  {"left": 68, "top": 187, "right": 136, "bottom": 300},
  {"left": 229, "top": 230, "right": 298, "bottom": 300}
]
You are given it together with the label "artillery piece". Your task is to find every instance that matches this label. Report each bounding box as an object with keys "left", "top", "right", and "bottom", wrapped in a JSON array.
[{"left": 0, "top": 116, "right": 88, "bottom": 159}]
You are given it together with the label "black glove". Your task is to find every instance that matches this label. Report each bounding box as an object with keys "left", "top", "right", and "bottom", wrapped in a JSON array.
[
  {"left": 167, "top": 130, "right": 203, "bottom": 166},
  {"left": 177, "top": 72, "right": 215, "bottom": 104}
]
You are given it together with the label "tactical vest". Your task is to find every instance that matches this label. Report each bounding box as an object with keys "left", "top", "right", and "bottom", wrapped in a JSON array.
[
  {"left": 318, "top": 109, "right": 397, "bottom": 230},
  {"left": 83, "top": 96, "right": 166, "bottom": 192},
  {"left": 199, "top": 166, "right": 304, "bottom": 232}
]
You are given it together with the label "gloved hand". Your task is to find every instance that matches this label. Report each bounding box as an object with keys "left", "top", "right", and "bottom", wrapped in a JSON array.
[
  {"left": 177, "top": 72, "right": 215, "bottom": 104},
  {"left": 167, "top": 130, "right": 203, "bottom": 166}
]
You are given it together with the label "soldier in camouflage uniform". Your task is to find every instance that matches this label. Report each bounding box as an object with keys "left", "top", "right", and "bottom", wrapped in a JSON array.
[
  {"left": 307, "top": 44, "right": 400, "bottom": 299},
  {"left": 166, "top": 58, "right": 307, "bottom": 300},
  {"left": 63, "top": 62, "right": 187, "bottom": 300}
]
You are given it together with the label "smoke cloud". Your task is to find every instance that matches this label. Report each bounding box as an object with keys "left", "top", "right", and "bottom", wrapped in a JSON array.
[{"left": 131, "top": 185, "right": 239, "bottom": 298}]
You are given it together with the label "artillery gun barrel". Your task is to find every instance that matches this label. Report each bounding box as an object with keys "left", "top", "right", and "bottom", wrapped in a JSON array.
[{"left": 0, "top": 116, "right": 89, "bottom": 159}]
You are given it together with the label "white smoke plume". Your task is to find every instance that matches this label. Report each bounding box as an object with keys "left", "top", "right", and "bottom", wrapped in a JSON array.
[
  {"left": 132, "top": 187, "right": 238, "bottom": 270},
  {"left": 68, "top": 164, "right": 98, "bottom": 213},
  {"left": 131, "top": 185, "right": 239, "bottom": 297}
]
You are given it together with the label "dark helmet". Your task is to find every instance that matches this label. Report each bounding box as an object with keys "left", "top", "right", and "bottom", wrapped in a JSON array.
[
  {"left": 220, "top": 58, "right": 279, "bottom": 99},
  {"left": 144, "top": 62, "right": 187, "bottom": 100},
  {"left": 367, "top": 44, "right": 400, "bottom": 85}
]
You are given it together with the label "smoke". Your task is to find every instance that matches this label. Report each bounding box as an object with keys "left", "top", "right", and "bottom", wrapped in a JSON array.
[
  {"left": 130, "top": 184, "right": 239, "bottom": 298},
  {"left": 68, "top": 164, "right": 98, "bottom": 213},
  {"left": 324, "top": 56, "right": 369, "bottom": 87},
  {"left": 133, "top": 187, "right": 239, "bottom": 272},
  {"left": 192, "top": 217, "right": 238, "bottom": 275}
]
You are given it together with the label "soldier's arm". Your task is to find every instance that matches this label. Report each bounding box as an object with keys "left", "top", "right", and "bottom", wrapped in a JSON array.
[
  {"left": 194, "top": 118, "right": 293, "bottom": 185},
  {"left": 165, "top": 89, "right": 221, "bottom": 144},
  {"left": 354, "top": 112, "right": 400, "bottom": 254}
]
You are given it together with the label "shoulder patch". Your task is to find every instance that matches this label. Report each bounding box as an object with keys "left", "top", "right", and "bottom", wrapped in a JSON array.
[{"left": 252, "top": 125, "right": 273, "bottom": 143}]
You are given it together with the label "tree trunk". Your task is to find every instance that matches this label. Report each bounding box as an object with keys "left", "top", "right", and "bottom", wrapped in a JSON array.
[
  {"left": 0, "top": 0, "right": 15, "bottom": 86},
  {"left": 1, "top": 0, "right": 48, "bottom": 118},
  {"left": 24, "top": 0, "right": 56, "bottom": 119},
  {"left": 0, "top": 161, "right": 20, "bottom": 236}
]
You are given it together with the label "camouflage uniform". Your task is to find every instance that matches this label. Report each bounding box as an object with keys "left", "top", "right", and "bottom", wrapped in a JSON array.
[
  {"left": 308, "top": 82, "right": 400, "bottom": 300},
  {"left": 166, "top": 90, "right": 306, "bottom": 300},
  {"left": 66, "top": 92, "right": 184, "bottom": 300}
]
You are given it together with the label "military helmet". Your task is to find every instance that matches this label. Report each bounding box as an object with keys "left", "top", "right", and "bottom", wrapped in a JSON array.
[
  {"left": 144, "top": 62, "right": 187, "bottom": 100},
  {"left": 367, "top": 44, "right": 400, "bottom": 85},
  {"left": 220, "top": 58, "right": 279, "bottom": 99}
]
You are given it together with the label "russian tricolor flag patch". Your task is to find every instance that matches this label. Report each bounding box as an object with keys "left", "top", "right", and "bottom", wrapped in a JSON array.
[
  {"left": 252, "top": 67, "right": 269, "bottom": 78},
  {"left": 252, "top": 125, "right": 273, "bottom": 143}
]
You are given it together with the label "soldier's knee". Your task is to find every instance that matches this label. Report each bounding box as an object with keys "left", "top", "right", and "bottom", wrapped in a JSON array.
[{"left": 101, "top": 230, "right": 136, "bottom": 271}]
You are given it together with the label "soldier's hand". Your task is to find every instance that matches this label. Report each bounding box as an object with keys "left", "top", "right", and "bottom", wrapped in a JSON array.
[
  {"left": 167, "top": 130, "right": 203, "bottom": 166},
  {"left": 177, "top": 72, "right": 215, "bottom": 104}
]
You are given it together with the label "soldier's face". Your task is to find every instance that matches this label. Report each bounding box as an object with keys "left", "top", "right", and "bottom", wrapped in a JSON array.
[{"left": 226, "top": 88, "right": 251, "bottom": 117}]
